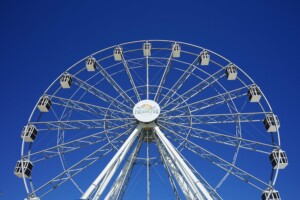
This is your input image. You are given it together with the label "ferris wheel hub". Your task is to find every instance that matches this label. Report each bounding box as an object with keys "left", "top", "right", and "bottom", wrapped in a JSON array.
[{"left": 133, "top": 100, "right": 160, "bottom": 123}]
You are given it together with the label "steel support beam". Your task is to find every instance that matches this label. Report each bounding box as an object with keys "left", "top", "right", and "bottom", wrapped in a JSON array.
[
  {"left": 154, "top": 44, "right": 175, "bottom": 102},
  {"left": 81, "top": 125, "right": 142, "bottom": 200},
  {"left": 146, "top": 54, "right": 149, "bottom": 99},
  {"left": 71, "top": 74, "right": 132, "bottom": 111},
  {"left": 162, "top": 68, "right": 225, "bottom": 109},
  {"left": 159, "top": 55, "right": 199, "bottom": 107},
  {"left": 161, "top": 85, "right": 249, "bottom": 116},
  {"left": 120, "top": 49, "right": 141, "bottom": 102},
  {"left": 154, "top": 126, "right": 213, "bottom": 200},
  {"left": 104, "top": 133, "right": 144, "bottom": 200},
  {"left": 95, "top": 61, "right": 135, "bottom": 106},
  {"left": 156, "top": 135, "right": 194, "bottom": 200},
  {"left": 160, "top": 112, "right": 271, "bottom": 125}
]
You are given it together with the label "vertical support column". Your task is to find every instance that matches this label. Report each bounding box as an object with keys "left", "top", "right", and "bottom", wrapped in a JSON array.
[
  {"left": 154, "top": 126, "right": 213, "bottom": 200},
  {"left": 146, "top": 130, "right": 150, "bottom": 200},
  {"left": 81, "top": 125, "right": 142, "bottom": 200}
]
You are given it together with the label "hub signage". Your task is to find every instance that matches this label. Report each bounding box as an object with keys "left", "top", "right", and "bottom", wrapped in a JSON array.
[{"left": 133, "top": 100, "right": 160, "bottom": 123}]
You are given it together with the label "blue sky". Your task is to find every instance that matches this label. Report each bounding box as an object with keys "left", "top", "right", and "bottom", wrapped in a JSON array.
[{"left": 0, "top": 0, "right": 299, "bottom": 199}]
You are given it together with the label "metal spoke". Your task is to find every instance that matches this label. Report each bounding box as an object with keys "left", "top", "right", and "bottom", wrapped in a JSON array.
[
  {"left": 30, "top": 118, "right": 135, "bottom": 131},
  {"left": 120, "top": 47, "right": 141, "bottom": 102},
  {"left": 71, "top": 74, "right": 132, "bottom": 112},
  {"left": 159, "top": 54, "right": 200, "bottom": 107},
  {"left": 146, "top": 53, "right": 149, "bottom": 99},
  {"left": 154, "top": 43, "right": 175, "bottom": 102},
  {"left": 159, "top": 122, "right": 276, "bottom": 154},
  {"left": 161, "top": 126, "right": 272, "bottom": 191},
  {"left": 49, "top": 95, "right": 132, "bottom": 117},
  {"left": 24, "top": 123, "right": 135, "bottom": 163},
  {"left": 30, "top": 129, "right": 132, "bottom": 198},
  {"left": 161, "top": 112, "right": 271, "bottom": 125},
  {"left": 95, "top": 60, "right": 135, "bottom": 106},
  {"left": 162, "top": 68, "right": 225, "bottom": 110},
  {"left": 161, "top": 85, "right": 250, "bottom": 115}
]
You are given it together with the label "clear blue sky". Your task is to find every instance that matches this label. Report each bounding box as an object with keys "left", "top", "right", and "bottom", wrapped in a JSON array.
[{"left": 0, "top": 0, "right": 299, "bottom": 199}]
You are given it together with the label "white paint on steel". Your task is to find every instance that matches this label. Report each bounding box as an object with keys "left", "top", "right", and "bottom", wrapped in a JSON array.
[
  {"left": 19, "top": 40, "right": 283, "bottom": 199},
  {"left": 154, "top": 126, "right": 213, "bottom": 200},
  {"left": 81, "top": 125, "right": 142, "bottom": 200}
]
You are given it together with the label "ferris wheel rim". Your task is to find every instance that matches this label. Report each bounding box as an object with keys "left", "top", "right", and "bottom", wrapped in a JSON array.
[{"left": 19, "top": 40, "right": 283, "bottom": 199}]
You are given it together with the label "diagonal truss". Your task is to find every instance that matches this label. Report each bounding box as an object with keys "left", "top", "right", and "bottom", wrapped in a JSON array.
[
  {"left": 104, "top": 131, "right": 144, "bottom": 200},
  {"left": 156, "top": 134, "right": 196, "bottom": 200},
  {"left": 154, "top": 43, "right": 176, "bottom": 102},
  {"left": 80, "top": 123, "right": 216, "bottom": 200},
  {"left": 162, "top": 126, "right": 272, "bottom": 191},
  {"left": 159, "top": 54, "right": 200, "bottom": 107},
  {"left": 180, "top": 154, "right": 223, "bottom": 200},
  {"left": 155, "top": 138, "right": 182, "bottom": 200},
  {"left": 146, "top": 50, "right": 149, "bottom": 99},
  {"left": 81, "top": 125, "right": 142, "bottom": 200},
  {"left": 70, "top": 74, "right": 132, "bottom": 112},
  {"left": 159, "top": 122, "right": 276, "bottom": 155},
  {"left": 154, "top": 126, "right": 213, "bottom": 200},
  {"left": 160, "top": 112, "right": 271, "bottom": 124},
  {"left": 29, "top": 118, "right": 135, "bottom": 131},
  {"left": 162, "top": 68, "right": 225, "bottom": 110},
  {"left": 94, "top": 60, "right": 135, "bottom": 106},
  {"left": 120, "top": 46, "right": 141, "bottom": 102},
  {"left": 161, "top": 85, "right": 250, "bottom": 116},
  {"left": 28, "top": 129, "right": 132, "bottom": 198},
  {"left": 156, "top": 129, "right": 222, "bottom": 200},
  {"left": 49, "top": 95, "right": 131, "bottom": 117},
  {"left": 24, "top": 123, "right": 135, "bottom": 163}
]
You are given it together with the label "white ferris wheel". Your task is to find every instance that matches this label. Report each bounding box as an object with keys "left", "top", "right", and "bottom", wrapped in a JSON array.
[{"left": 15, "top": 40, "right": 288, "bottom": 200}]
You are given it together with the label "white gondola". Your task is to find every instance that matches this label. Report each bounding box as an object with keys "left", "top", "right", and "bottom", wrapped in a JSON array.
[
  {"left": 172, "top": 43, "right": 181, "bottom": 58},
  {"left": 225, "top": 64, "right": 238, "bottom": 80},
  {"left": 37, "top": 96, "right": 52, "bottom": 112},
  {"left": 21, "top": 124, "right": 38, "bottom": 142},
  {"left": 86, "top": 57, "right": 96, "bottom": 71},
  {"left": 143, "top": 42, "right": 151, "bottom": 56},
  {"left": 60, "top": 73, "right": 72, "bottom": 88},
  {"left": 269, "top": 149, "right": 288, "bottom": 169},
  {"left": 14, "top": 160, "right": 33, "bottom": 178},
  {"left": 114, "top": 47, "right": 123, "bottom": 61},
  {"left": 248, "top": 86, "right": 262, "bottom": 102},
  {"left": 200, "top": 50, "right": 210, "bottom": 65},
  {"left": 261, "top": 189, "right": 281, "bottom": 200},
  {"left": 263, "top": 114, "right": 280, "bottom": 132}
]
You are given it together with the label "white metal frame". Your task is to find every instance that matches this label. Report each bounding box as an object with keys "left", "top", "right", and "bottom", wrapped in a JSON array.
[{"left": 18, "top": 40, "right": 285, "bottom": 200}]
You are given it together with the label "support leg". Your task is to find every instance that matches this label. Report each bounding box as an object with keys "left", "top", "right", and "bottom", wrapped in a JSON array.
[
  {"left": 104, "top": 133, "right": 144, "bottom": 200},
  {"left": 154, "top": 126, "right": 213, "bottom": 200},
  {"left": 81, "top": 125, "right": 142, "bottom": 200}
]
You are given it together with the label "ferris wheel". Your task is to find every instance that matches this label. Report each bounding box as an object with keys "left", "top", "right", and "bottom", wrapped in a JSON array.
[{"left": 15, "top": 40, "right": 288, "bottom": 200}]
